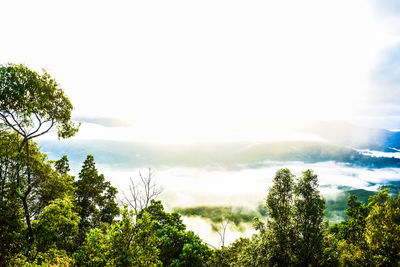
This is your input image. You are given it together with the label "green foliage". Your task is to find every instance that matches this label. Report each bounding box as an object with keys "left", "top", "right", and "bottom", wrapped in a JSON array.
[
  {"left": 32, "top": 155, "right": 76, "bottom": 217},
  {"left": 329, "top": 189, "right": 400, "bottom": 266},
  {"left": 140, "top": 200, "right": 213, "bottom": 266},
  {"left": 0, "top": 132, "right": 26, "bottom": 264},
  {"left": 33, "top": 197, "right": 80, "bottom": 253},
  {"left": 140, "top": 200, "right": 186, "bottom": 232},
  {"left": 325, "top": 189, "right": 375, "bottom": 222},
  {"left": 206, "top": 237, "right": 251, "bottom": 267},
  {"left": 74, "top": 155, "right": 120, "bottom": 244},
  {"left": 0, "top": 63, "right": 79, "bottom": 139},
  {"left": 0, "top": 193, "right": 25, "bottom": 264},
  {"left": 75, "top": 207, "right": 161, "bottom": 266},
  {"left": 265, "top": 168, "right": 296, "bottom": 266},
  {"left": 108, "top": 208, "right": 160, "bottom": 266},
  {"left": 329, "top": 193, "right": 371, "bottom": 265},
  {"left": 74, "top": 228, "right": 108, "bottom": 266},
  {"left": 9, "top": 249, "right": 74, "bottom": 267},
  {"left": 0, "top": 131, "right": 76, "bottom": 263},
  {"left": 366, "top": 189, "right": 400, "bottom": 266},
  {"left": 54, "top": 155, "right": 71, "bottom": 175},
  {"left": 223, "top": 169, "right": 330, "bottom": 266},
  {"left": 293, "top": 169, "right": 326, "bottom": 266}
]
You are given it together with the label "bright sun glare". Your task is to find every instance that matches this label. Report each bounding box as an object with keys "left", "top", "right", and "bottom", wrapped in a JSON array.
[{"left": 1, "top": 0, "right": 399, "bottom": 143}]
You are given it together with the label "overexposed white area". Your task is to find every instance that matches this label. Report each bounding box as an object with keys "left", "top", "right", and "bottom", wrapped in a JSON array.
[{"left": 1, "top": 0, "right": 399, "bottom": 143}]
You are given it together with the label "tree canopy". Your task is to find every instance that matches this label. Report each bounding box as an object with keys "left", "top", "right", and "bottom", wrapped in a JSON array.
[{"left": 0, "top": 63, "right": 79, "bottom": 139}]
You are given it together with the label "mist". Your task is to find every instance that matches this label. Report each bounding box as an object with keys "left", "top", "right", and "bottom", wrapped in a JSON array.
[{"left": 89, "top": 160, "right": 400, "bottom": 247}]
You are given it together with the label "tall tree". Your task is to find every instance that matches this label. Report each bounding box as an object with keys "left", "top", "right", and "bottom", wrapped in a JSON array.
[
  {"left": 293, "top": 169, "right": 326, "bottom": 266},
  {"left": 0, "top": 131, "right": 75, "bottom": 263},
  {"left": 265, "top": 168, "right": 295, "bottom": 266},
  {"left": 0, "top": 63, "right": 79, "bottom": 254},
  {"left": 0, "top": 131, "right": 25, "bottom": 264},
  {"left": 74, "top": 155, "right": 119, "bottom": 244}
]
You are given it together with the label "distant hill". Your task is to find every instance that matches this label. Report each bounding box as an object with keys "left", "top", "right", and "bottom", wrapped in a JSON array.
[
  {"left": 308, "top": 121, "right": 400, "bottom": 151},
  {"left": 38, "top": 139, "right": 400, "bottom": 170}
]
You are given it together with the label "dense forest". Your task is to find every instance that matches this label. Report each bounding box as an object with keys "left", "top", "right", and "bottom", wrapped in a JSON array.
[{"left": 1, "top": 64, "right": 400, "bottom": 266}]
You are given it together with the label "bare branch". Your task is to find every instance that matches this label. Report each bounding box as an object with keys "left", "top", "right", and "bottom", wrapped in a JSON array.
[
  {"left": 217, "top": 220, "right": 229, "bottom": 248},
  {"left": 0, "top": 113, "right": 24, "bottom": 136},
  {"left": 28, "top": 119, "right": 55, "bottom": 139},
  {"left": 120, "top": 168, "right": 163, "bottom": 213},
  {"left": 27, "top": 113, "right": 43, "bottom": 136},
  {"left": 7, "top": 111, "right": 27, "bottom": 136}
]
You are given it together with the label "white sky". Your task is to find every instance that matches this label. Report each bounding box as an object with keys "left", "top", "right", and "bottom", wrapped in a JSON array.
[{"left": 1, "top": 0, "right": 399, "bottom": 143}]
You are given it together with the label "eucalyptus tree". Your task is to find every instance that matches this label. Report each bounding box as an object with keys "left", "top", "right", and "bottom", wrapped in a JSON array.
[
  {"left": 0, "top": 63, "right": 79, "bottom": 254},
  {"left": 293, "top": 169, "right": 326, "bottom": 266},
  {"left": 265, "top": 168, "right": 296, "bottom": 266}
]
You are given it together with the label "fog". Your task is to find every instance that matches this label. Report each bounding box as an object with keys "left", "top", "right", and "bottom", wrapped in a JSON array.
[
  {"left": 87, "top": 160, "right": 400, "bottom": 247},
  {"left": 97, "top": 161, "right": 400, "bottom": 209}
]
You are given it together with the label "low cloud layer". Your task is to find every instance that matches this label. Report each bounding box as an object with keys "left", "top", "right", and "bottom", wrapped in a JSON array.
[
  {"left": 72, "top": 159, "right": 400, "bottom": 247},
  {"left": 94, "top": 161, "right": 400, "bottom": 210},
  {"left": 73, "top": 116, "right": 131, "bottom": 127}
]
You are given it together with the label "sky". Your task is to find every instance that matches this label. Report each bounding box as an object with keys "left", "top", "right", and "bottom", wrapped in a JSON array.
[{"left": 1, "top": 0, "right": 400, "bottom": 143}]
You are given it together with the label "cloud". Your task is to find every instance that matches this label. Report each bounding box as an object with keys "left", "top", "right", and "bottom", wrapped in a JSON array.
[
  {"left": 73, "top": 116, "right": 131, "bottom": 127},
  {"left": 97, "top": 161, "right": 400, "bottom": 211}
]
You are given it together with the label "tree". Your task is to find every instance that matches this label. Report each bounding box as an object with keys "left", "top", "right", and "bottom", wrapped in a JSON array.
[
  {"left": 234, "top": 169, "right": 332, "bottom": 266},
  {"left": 0, "top": 63, "right": 79, "bottom": 254},
  {"left": 31, "top": 155, "right": 75, "bottom": 218},
  {"left": 120, "top": 168, "right": 163, "bottom": 213},
  {"left": 329, "top": 194, "right": 370, "bottom": 265},
  {"left": 0, "top": 130, "right": 76, "bottom": 264},
  {"left": 33, "top": 197, "right": 80, "bottom": 254},
  {"left": 265, "top": 168, "right": 296, "bottom": 266},
  {"left": 74, "top": 155, "right": 119, "bottom": 244},
  {"left": 0, "top": 130, "right": 25, "bottom": 264},
  {"left": 365, "top": 189, "right": 400, "bottom": 266},
  {"left": 293, "top": 169, "right": 326, "bottom": 266},
  {"left": 139, "top": 200, "right": 213, "bottom": 266},
  {"left": 74, "top": 207, "right": 161, "bottom": 266},
  {"left": 54, "top": 155, "right": 71, "bottom": 175},
  {"left": 206, "top": 237, "right": 251, "bottom": 267},
  {"left": 216, "top": 220, "right": 229, "bottom": 248}
]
